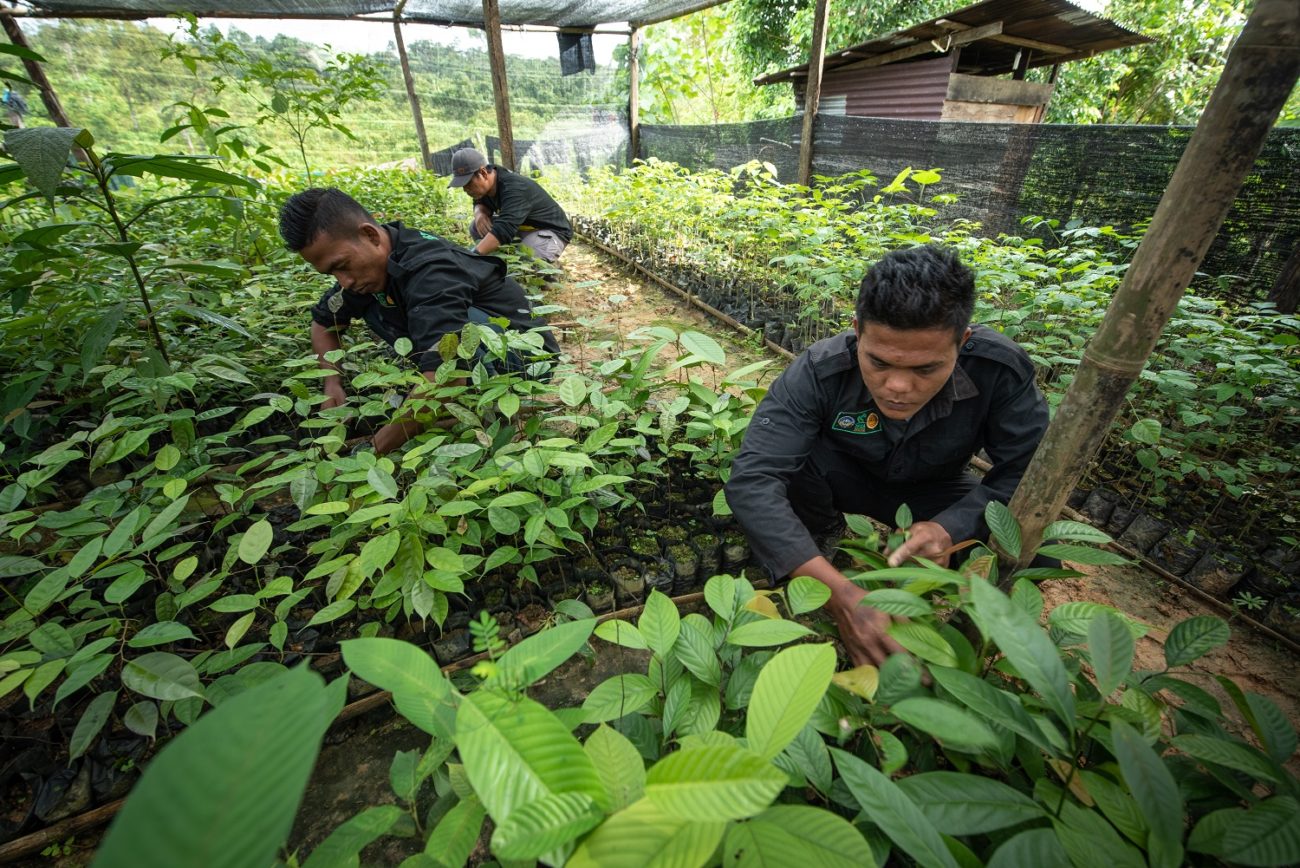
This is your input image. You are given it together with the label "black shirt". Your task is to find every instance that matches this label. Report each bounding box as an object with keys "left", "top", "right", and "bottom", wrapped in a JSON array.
[
  {"left": 474, "top": 167, "right": 573, "bottom": 244},
  {"left": 725, "top": 325, "right": 1049, "bottom": 580},
  {"left": 309, "top": 222, "right": 560, "bottom": 372}
]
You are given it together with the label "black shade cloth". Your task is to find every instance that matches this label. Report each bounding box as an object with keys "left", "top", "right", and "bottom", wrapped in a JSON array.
[{"left": 558, "top": 32, "right": 596, "bottom": 77}]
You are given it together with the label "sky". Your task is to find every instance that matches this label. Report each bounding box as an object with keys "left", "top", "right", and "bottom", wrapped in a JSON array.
[{"left": 148, "top": 16, "right": 624, "bottom": 65}]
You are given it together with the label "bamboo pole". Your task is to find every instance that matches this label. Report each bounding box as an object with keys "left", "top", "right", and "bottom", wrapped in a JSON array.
[
  {"left": 1010, "top": 0, "right": 1300, "bottom": 569},
  {"left": 796, "top": 0, "right": 830, "bottom": 187},
  {"left": 628, "top": 27, "right": 641, "bottom": 166},
  {"left": 481, "top": 0, "right": 515, "bottom": 171},
  {"left": 392, "top": 2, "right": 432, "bottom": 172}
]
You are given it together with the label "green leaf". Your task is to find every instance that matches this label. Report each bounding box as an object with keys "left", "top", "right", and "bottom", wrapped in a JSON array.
[
  {"left": 225, "top": 612, "right": 256, "bottom": 649},
  {"left": 4, "top": 127, "right": 82, "bottom": 199},
  {"left": 1041, "top": 520, "right": 1112, "bottom": 544},
  {"left": 108, "top": 154, "right": 257, "bottom": 189},
  {"left": 891, "top": 698, "right": 1000, "bottom": 752},
  {"left": 127, "top": 621, "right": 197, "bottom": 649},
  {"left": 123, "top": 700, "right": 159, "bottom": 739},
  {"left": 1088, "top": 611, "right": 1133, "bottom": 697},
  {"left": 301, "top": 805, "right": 404, "bottom": 868},
  {"left": 238, "top": 519, "right": 273, "bottom": 565},
  {"left": 456, "top": 690, "right": 607, "bottom": 825},
  {"left": 582, "top": 674, "right": 658, "bottom": 723},
  {"left": 1244, "top": 692, "right": 1298, "bottom": 767},
  {"left": 1163, "top": 616, "right": 1229, "bottom": 668},
  {"left": 787, "top": 576, "right": 831, "bottom": 614},
  {"left": 82, "top": 303, "right": 127, "bottom": 374},
  {"left": 645, "top": 744, "right": 785, "bottom": 821},
  {"left": 491, "top": 791, "right": 602, "bottom": 860},
  {"left": 557, "top": 374, "right": 587, "bottom": 407},
  {"left": 895, "top": 772, "right": 1042, "bottom": 835},
  {"left": 1221, "top": 797, "right": 1300, "bottom": 867},
  {"left": 679, "top": 330, "right": 726, "bottom": 365},
  {"left": 1111, "top": 721, "right": 1183, "bottom": 868},
  {"left": 746, "top": 644, "right": 835, "bottom": 760},
  {"left": 121, "top": 652, "right": 204, "bottom": 702},
  {"left": 69, "top": 691, "right": 118, "bottom": 761},
  {"left": 307, "top": 599, "right": 355, "bottom": 628},
  {"left": 969, "top": 575, "right": 1075, "bottom": 727},
  {"left": 726, "top": 619, "right": 814, "bottom": 647},
  {"left": 367, "top": 466, "right": 398, "bottom": 501},
  {"left": 1035, "top": 544, "right": 1129, "bottom": 566},
  {"left": 174, "top": 303, "right": 253, "bottom": 338},
  {"left": 888, "top": 622, "right": 957, "bottom": 667},
  {"left": 638, "top": 590, "right": 681, "bottom": 658},
  {"left": 594, "top": 619, "right": 648, "bottom": 650},
  {"left": 567, "top": 798, "right": 724, "bottom": 868},
  {"left": 585, "top": 724, "right": 646, "bottom": 812},
  {"left": 492, "top": 618, "right": 595, "bottom": 686},
  {"left": 831, "top": 748, "right": 960, "bottom": 868},
  {"left": 704, "top": 574, "right": 736, "bottom": 620},
  {"left": 1171, "top": 734, "right": 1284, "bottom": 783},
  {"left": 984, "top": 501, "right": 1021, "bottom": 559},
  {"left": 987, "top": 829, "right": 1071, "bottom": 868},
  {"left": 674, "top": 617, "right": 722, "bottom": 687},
  {"left": 1129, "top": 418, "right": 1162, "bottom": 445},
  {"left": 422, "top": 796, "right": 486, "bottom": 867},
  {"left": 340, "top": 638, "right": 453, "bottom": 739},
  {"left": 864, "top": 588, "right": 932, "bottom": 617},
  {"left": 93, "top": 667, "right": 341, "bottom": 868},
  {"left": 724, "top": 804, "right": 876, "bottom": 868}
]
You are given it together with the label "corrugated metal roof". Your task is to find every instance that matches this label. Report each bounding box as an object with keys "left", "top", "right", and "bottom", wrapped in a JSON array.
[
  {"left": 797, "top": 56, "right": 953, "bottom": 121},
  {"left": 757, "top": 0, "right": 1152, "bottom": 86}
]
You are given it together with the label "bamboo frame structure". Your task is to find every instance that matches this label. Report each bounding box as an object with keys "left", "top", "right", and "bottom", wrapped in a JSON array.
[{"left": 796, "top": 0, "right": 830, "bottom": 188}]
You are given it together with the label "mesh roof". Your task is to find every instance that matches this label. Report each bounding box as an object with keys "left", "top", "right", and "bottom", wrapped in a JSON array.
[{"left": 16, "top": 0, "right": 724, "bottom": 28}]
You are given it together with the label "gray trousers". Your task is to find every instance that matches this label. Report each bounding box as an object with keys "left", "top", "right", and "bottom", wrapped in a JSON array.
[{"left": 469, "top": 219, "right": 567, "bottom": 263}]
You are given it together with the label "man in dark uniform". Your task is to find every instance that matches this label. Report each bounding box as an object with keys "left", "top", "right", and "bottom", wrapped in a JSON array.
[
  {"left": 280, "top": 187, "right": 559, "bottom": 455},
  {"left": 725, "top": 245, "right": 1048, "bottom": 667},
  {"left": 449, "top": 148, "right": 572, "bottom": 263}
]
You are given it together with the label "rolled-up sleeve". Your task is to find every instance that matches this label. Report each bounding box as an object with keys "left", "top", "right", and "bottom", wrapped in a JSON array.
[
  {"left": 724, "top": 357, "right": 828, "bottom": 580},
  {"left": 931, "top": 367, "right": 1048, "bottom": 542}
]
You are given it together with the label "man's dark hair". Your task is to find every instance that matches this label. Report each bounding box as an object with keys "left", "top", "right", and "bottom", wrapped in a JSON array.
[
  {"left": 278, "top": 188, "right": 375, "bottom": 251},
  {"left": 855, "top": 245, "right": 974, "bottom": 337}
]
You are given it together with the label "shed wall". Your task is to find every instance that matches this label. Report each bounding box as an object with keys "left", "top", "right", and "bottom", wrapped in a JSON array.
[{"left": 795, "top": 55, "right": 954, "bottom": 120}]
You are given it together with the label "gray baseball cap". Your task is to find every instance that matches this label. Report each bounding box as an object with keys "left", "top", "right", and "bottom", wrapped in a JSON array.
[{"left": 449, "top": 148, "right": 487, "bottom": 188}]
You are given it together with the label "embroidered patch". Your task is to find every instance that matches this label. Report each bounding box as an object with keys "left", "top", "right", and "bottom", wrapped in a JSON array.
[
  {"left": 832, "top": 409, "right": 881, "bottom": 436},
  {"left": 326, "top": 291, "right": 344, "bottom": 314},
  {"left": 419, "top": 230, "right": 439, "bottom": 241}
]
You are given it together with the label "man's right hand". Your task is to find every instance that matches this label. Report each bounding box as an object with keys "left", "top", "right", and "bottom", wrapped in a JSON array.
[
  {"left": 322, "top": 383, "right": 348, "bottom": 411},
  {"left": 473, "top": 212, "right": 493, "bottom": 240},
  {"left": 793, "top": 555, "right": 906, "bottom": 668}
]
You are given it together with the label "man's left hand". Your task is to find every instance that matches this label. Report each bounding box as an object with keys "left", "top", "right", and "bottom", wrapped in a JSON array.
[{"left": 886, "top": 520, "right": 953, "bottom": 567}]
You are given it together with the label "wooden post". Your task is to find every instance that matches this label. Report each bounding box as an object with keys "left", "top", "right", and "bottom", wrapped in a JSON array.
[
  {"left": 1009, "top": 0, "right": 1300, "bottom": 570},
  {"left": 392, "top": 3, "right": 433, "bottom": 171},
  {"left": 482, "top": 0, "right": 515, "bottom": 171},
  {"left": 797, "top": 0, "right": 830, "bottom": 187},
  {"left": 628, "top": 26, "right": 641, "bottom": 166},
  {"left": 1, "top": 13, "right": 76, "bottom": 129}
]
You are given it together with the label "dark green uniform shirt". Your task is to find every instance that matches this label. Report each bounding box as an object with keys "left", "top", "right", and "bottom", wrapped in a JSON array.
[
  {"left": 474, "top": 167, "right": 573, "bottom": 245},
  {"left": 725, "top": 325, "right": 1048, "bottom": 579},
  {"left": 309, "top": 222, "right": 559, "bottom": 372}
]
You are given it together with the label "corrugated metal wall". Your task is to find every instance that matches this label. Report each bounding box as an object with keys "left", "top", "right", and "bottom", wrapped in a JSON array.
[{"left": 795, "top": 56, "right": 955, "bottom": 120}]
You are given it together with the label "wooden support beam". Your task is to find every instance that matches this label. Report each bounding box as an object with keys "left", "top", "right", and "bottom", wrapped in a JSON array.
[
  {"left": 628, "top": 27, "right": 641, "bottom": 166},
  {"left": 481, "top": 0, "right": 515, "bottom": 171},
  {"left": 1008, "top": 0, "right": 1300, "bottom": 571},
  {"left": 797, "top": 0, "right": 830, "bottom": 188},
  {"left": 1, "top": 13, "right": 76, "bottom": 130},
  {"left": 987, "top": 32, "right": 1071, "bottom": 54},
  {"left": 392, "top": 3, "right": 432, "bottom": 172},
  {"left": 841, "top": 21, "right": 1004, "bottom": 72}
]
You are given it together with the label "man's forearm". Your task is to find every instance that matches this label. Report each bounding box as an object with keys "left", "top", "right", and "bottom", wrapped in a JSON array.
[
  {"left": 370, "top": 371, "right": 445, "bottom": 455},
  {"left": 474, "top": 233, "right": 502, "bottom": 255}
]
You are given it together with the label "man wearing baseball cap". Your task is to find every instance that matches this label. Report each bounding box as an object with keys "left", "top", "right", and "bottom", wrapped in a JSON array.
[{"left": 449, "top": 148, "right": 572, "bottom": 263}]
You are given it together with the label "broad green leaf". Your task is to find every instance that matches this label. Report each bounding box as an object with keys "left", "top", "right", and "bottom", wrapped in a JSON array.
[
  {"left": 1171, "top": 734, "right": 1284, "bottom": 783},
  {"left": 673, "top": 617, "right": 721, "bottom": 688},
  {"left": 1047, "top": 601, "right": 1120, "bottom": 636},
  {"left": 726, "top": 619, "right": 814, "bottom": 647},
  {"left": 704, "top": 574, "right": 736, "bottom": 620},
  {"left": 645, "top": 744, "right": 785, "bottom": 821},
  {"left": 1079, "top": 770, "right": 1147, "bottom": 847},
  {"left": 969, "top": 576, "right": 1075, "bottom": 727},
  {"left": 238, "top": 519, "right": 273, "bottom": 565},
  {"left": 82, "top": 303, "right": 128, "bottom": 374},
  {"left": 787, "top": 576, "right": 831, "bottom": 614},
  {"left": 1244, "top": 692, "right": 1298, "bottom": 766},
  {"left": 1111, "top": 720, "right": 1183, "bottom": 868},
  {"left": 340, "top": 638, "right": 453, "bottom": 739},
  {"left": 301, "top": 805, "right": 404, "bottom": 868},
  {"left": 307, "top": 599, "right": 355, "bottom": 628},
  {"left": 421, "top": 796, "right": 486, "bottom": 867},
  {"left": 94, "top": 667, "right": 341, "bottom": 868},
  {"left": 1053, "top": 799, "right": 1147, "bottom": 868},
  {"left": 1035, "top": 544, "right": 1129, "bottom": 566},
  {"left": 1163, "top": 616, "right": 1229, "bottom": 668},
  {"left": 1221, "top": 797, "right": 1300, "bottom": 867},
  {"left": 1041, "top": 520, "right": 1112, "bottom": 544},
  {"left": 121, "top": 652, "right": 204, "bottom": 701},
  {"left": 987, "top": 829, "right": 1071, "bottom": 868},
  {"left": 582, "top": 674, "right": 657, "bottom": 723},
  {"left": 831, "top": 664, "right": 880, "bottom": 701},
  {"left": 888, "top": 622, "right": 957, "bottom": 667},
  {"left": 724, "top": 804, "right": 875, "bottom": 868},
  {"left": 831, "top": 748, "right": 960, "bottom": 868},
  {"left": 489, "top": 491, "right": 539, "bottom": 509},
  {"left": 367, "top": 466, "right": 398, "bottom": 501},
  {"left": 1088, "top": 611, "right": 1133, "bottom": 697},
  {"left": 225, "top": 612, "right": 256, "bottom": 649},
  {"left": 491, "top": 792, "right": 602, "bottom": 860},
  {"left": 457, "top": 690, "right": 606, "bottom": 825},
  {"left": 492, "top": 618, "right": 595, "bottom": 686},
  {"left": 746, "top": 643, "right": 835, "bottom": 760},
  {"left": 69, "top": 691, "right": 118, "bottom": 761},
  {"left": 679, "top": 331, "right": 726, "bottom": 365},
  {"left": 567, "top": 797, "right": 724, "bottom": 868},
  {"left": 108, "top": 154, "right": 257, "bottom": 189},
  {"left": 895, "top": 772, "right": 1042, "bottom": 835},
  {"left": 123, "top": 701, "right": 159, "bottom": 739},
  {"left": 127, "top": 621, "right": 197, "bottom": 649},
  {"left": 638, "top": 590, "right": 681, "bottom": 658},
  {"left": 5, "top": 127, "right": 83, "bottom": 199},
  {"left": 1129, "top": 418, "right": 1161, "bottom": 445},
  {"left": 984, "top": 501, "right": 1021, "bottom": 559},
  {"left": 891, "top": 698, "right": 1000, "bottom": 752},
  {"left": 594, "top": 619, "right": 648, "bottom": 650},
  {"left": 557, "top": 375, "right": 587, "bottom": 407},
  {"left": 864, "top": 588, "right": 932, "bottom": 617},
  {"left": 585, "top": 724, "right": 646, "bottom": 812}
]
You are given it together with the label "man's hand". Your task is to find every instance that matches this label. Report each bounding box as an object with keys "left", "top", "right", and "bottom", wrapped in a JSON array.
[
  {"left": 793, "top": 555, "right": 906, "bottom": 668},
  {"left": 322, "top": 382, "right": 348, "bottom": 411},
  {"left": 473, "top": 210, "right": 494, "bottom": 240},
  {"left": 886, "top": 520, "right": 953, "bottom": 568}
]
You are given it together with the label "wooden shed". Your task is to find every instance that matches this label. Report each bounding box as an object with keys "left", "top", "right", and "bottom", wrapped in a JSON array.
[{"left": 756, "top": 0, "right": 1151, "bottom": 123}]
